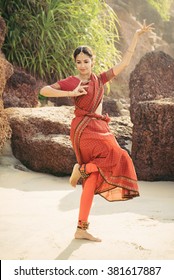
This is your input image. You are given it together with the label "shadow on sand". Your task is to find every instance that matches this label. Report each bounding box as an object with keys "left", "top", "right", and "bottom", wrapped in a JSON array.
[{"left": 55, "top": 239, "right": 94, "bottom": 260}]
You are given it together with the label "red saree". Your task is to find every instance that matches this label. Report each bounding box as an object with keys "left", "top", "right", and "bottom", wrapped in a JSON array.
[{"left": 58, "top": 69, "right": 139, "bottom": 201}]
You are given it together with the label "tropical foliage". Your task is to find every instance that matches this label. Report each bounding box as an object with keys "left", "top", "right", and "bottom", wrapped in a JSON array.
[{"left": 0, "top": 0, "right": 120, "bottom": 82}]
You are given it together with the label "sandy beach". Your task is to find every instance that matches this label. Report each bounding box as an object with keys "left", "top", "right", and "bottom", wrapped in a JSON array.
[{"left": 0, "top": 152, "right": 174, "bottom": 260}]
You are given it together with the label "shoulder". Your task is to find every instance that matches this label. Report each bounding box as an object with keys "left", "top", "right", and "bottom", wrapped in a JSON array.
[
  {"left": 99, "top": 68, "right": 115, "bottom": 84},
  {"left": 57, "top": 76, "right": 80, "bottom": 91}
]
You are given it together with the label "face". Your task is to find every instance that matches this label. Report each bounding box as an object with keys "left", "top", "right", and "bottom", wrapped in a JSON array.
[{"left": 75, "top": 52, "right": 93, "bottom": 76}]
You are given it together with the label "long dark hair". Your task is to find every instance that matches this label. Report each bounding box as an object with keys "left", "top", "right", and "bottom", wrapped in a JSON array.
[{"left": 73, "top": 46, "right": 94, "bottom": 60}]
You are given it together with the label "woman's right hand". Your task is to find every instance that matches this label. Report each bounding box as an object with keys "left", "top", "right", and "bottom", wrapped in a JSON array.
[{"left": 72, "top": 81, "right": 88, "bottom": 96}]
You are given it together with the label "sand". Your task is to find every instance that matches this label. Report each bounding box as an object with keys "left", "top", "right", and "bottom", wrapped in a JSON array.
[{"left": 0, "top": 151, "right": 174, "bottom": 260}]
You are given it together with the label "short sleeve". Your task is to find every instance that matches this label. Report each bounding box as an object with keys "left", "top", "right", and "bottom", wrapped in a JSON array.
[
  {"left": 57, "top": 76, "right": 80, "bottom": 91},
  {"left": 100, "top": 68, "right": 115, "bottom": 85}
]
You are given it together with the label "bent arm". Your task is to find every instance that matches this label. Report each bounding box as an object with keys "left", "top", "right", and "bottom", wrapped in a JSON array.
[
  {"left": 40, "top": 83, "right": 72, "bottom": 97},
  {"left": 112, "top": 21, "right": 154, "bottom": 76},
  {"left": 113, "top": 32, "right": 139, "bottom": 76},
  {"left": 40, "top": 82, "right": 87, "bottom": 98}
]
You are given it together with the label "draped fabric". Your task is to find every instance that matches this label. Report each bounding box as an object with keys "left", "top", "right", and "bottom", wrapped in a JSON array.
[{"left": 58, "top": 69, "right": 139, "bottom": 201}]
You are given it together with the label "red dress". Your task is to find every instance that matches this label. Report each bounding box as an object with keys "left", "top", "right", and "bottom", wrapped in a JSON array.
[{"left": 57, "top": 69, "right": 139, "bottom": 201}]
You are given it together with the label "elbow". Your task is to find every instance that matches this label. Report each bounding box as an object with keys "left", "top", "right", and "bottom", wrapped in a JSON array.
[
  {"left": 113, "top": 62, "right": 127, "bottom": 76},
  {"left": 40, "top": 86, "right": 49, "bottom": 97}
]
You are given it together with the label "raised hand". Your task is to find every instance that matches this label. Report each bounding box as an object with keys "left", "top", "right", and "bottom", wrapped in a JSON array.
[{"left": 136, "top": 19, "right": 154, "bottom": 36}]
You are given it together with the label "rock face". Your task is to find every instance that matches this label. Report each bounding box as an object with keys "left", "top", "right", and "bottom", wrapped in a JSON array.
[
  {"left": 130, "top": 51, "right": 174, "bottom": 121},
  {"left": 5, "top": 106, "right": 76, "bottom": 175},
  {"left": 3, "top": 67, "right": 39, "bottom": 108},
  {"left": 5, "top": 106, "right": 132, "bottom": 176},
  {"left": 0, "top": 17, "right": 13, "bottom": 153},
  {"left": 0, "top": 55, "right": 12, "bottom": 152},
  {"left": 103, "top": 96, "right": 121, "bottom": 116},
  {"left": 130, "top": 51, "right": 174, "bottom": 181}
]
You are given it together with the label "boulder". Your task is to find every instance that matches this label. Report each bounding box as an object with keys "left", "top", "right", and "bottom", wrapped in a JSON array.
[
  {"left": 130, "top": 51, "right": 174, "bottom": 180},
  {"left": 109, "top": 115, "right": 133, "bottom": 154},
  {"left": 48, "top": 96, "right": 74, "bottom": 107},
  {"left": 5, "top": 106, "right": 75, "bottom": 175},
  {"left": 0, "top": 17, "right": 13, "bottom": 153},
  {"left": 103, "top": 96, "right": 121, "bottom": 116},
  {"left": 131, "top": 98, "right": 174, "bottom": 181},
  {"left": 130, "top": 51, "right": 174, "bottom": 122},
  {"left": 3, "top": 67, "right": 39, "bottom": 108}
]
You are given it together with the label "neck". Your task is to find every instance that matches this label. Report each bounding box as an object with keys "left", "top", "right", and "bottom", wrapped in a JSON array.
[{"left": 78, "top": 73, "right": 91, "bottom": 81}]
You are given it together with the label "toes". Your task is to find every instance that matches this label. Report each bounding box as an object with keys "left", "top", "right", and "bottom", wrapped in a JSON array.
[{"left": 69, "top": 164, "right": 81, "bottom": 187}]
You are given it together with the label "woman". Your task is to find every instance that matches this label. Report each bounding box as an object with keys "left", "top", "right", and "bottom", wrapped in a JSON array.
[{"left": 40, "top": 21, "right": 154, "bottom": 242}]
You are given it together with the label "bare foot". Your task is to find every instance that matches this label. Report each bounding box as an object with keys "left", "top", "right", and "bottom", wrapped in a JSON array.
[
  {"left": 69, "top": 163, "right": 81, "bottom": 187},
  {"left": 74, "top": 228, "right": 101, "bottom": 242}
]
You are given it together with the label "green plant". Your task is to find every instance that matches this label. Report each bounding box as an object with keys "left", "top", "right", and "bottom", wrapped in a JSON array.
[{"left": 0, "top": 0, "right": 120, "bottom": 82}]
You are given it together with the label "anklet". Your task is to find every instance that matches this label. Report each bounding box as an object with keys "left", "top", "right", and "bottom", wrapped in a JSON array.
[
  {"left": 77, "top": 221, "right": 89, "bottom": 230},
  {"left": 79, "top": 164, "right": 90, "bottom": 179}
]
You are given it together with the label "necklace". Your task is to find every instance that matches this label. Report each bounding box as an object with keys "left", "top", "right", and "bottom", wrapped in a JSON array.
[{"left": 78, "top": 74, "right": 91, "bottom": 83}]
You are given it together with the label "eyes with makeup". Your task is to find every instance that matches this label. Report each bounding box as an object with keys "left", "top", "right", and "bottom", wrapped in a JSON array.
[{"left": 76, "top": 59, "right": 91, "bottom": 65}]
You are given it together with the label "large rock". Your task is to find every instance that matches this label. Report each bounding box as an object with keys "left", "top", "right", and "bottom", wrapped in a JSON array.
[
  {"left": 109, "top": 115, "right": 133, "bottom": 154},
  {"left": 131, "top": 98, "right": 174, "bottom": 181},
  {"left": 48, "top": 96, "right": 74, "bottom": 107},
  {"left": 5, "top": 106, "right": 132, "bottom": 176},
  {"left": 103, "top": 96, "right": 121, "bottom": 116},
  {"left": 130, "top": 51, "right": 174, "bottom": 180},
  {"left": 130, "top": 51, "right": 174, "bottom": 122},
  {"left": 5, "top": 106, "right": 76, "bottom": 175},
  {"left": 3, "top": 67, "right": 39, "bottom": 108},
  {"left": 0, "top": 17, "right": 13, "bottom": 153}
]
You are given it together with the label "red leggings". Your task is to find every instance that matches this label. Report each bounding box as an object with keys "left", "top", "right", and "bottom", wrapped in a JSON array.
[{"left": 78, "top": 163, "right": 98, "bottom": 224}]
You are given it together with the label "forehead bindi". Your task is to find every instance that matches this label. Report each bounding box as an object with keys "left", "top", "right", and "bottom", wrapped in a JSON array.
[{"left": 76, "top": 53, "right": 91, "bottom": 62}]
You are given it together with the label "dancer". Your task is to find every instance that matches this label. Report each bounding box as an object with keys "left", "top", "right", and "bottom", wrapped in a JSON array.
[{"left": 40, "top": 20, "right": 154, "bottom": 242}]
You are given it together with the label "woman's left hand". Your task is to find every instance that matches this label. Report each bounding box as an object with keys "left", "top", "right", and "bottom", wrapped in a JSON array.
[{"left": 136, "top": 19, "right": 154, "bottom": 36}]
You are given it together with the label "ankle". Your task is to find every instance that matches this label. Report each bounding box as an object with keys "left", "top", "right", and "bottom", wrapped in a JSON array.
[
  {"left": 79, "top": 164, "right": 90, "bottom": 179},
  {"left": 74, "top": 225, "right": 102, "bottom": 242},
  {"left": 77, "top": 220, "right": 89, "bottom": 230}
]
